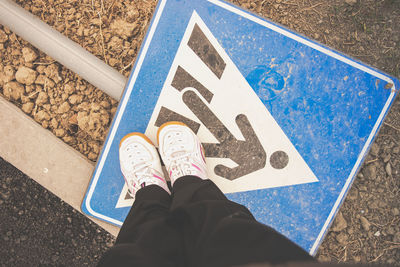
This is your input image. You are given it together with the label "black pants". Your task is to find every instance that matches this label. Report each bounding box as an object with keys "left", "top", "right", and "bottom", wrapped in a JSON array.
[{"left": 98, "top": 176, "right": 314, "bottom": 267}]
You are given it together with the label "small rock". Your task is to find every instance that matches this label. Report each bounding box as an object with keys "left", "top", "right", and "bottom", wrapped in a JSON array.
[
  {"left": 21, "top": 102, "right": 34, "bottom": 114},
  {"left": 88, "top": 152, "right": 97, "bottom": 161},
  {"left": 332, "top": 211, "right": 347, "bottom": 232},
  {"left": 50, "top": 118, "right": 58, "bottom": 129},
  {"left": 364, "top": 164, "right": 377, "bottom": 180},
  {"left": 25, "top": 85, "right": 35, "bottom": 93},
  {"left": 15, "top": 66, "right": 37, "bottom": 85},
  {"left": 345, "top": 0, "right": 357, "bottom": 6},
  {"left": 34, "top": 110, "right": 50, "bottom": 122},
  {"left": 385, "top": 163, "right": 392, "bottom": 176},
  {"left": 64, "top": 82, "right": 76, "bottom": 95},
  {"left": 100, "top": 100, "right": 110, "bottom": 109},
  {"left": 2, "top": 65, "right": 15, "bottom": 83},
  {"left": 383, "top": 154, "right": 391, "bottom": 163},
  {"left": 336, "top": 232, "right": 348, "bottom": 245},
  {"left": 3, "top": 82, "right": 25, "bottom": 100},
  {"left": 110, "top": 19, "right": 138, "bottom": 39},
  {"left": 44, "top": 64, "right": 62, "bottom": 83},
  {"left": 42, "top": 120, "right": 49, "bottom": 129},
  {"left": 22, "top": 47, "right": 38, "bottom": 63},
  {"left": 68, "top": 114, "right": 78, "bottom": 125},
  {"left": 392, "top": 207, "right": 399, "bottom": 216},
  {"left": 108, "top": 58, "right": 119, "bottom": 67},
  {"left": 100, "top": 113, "right": 110, "bottom": 126},
  {"left": 374, "top": 231, "right": 381, "bottom": 237},
  {"left": 35, "top": 91, "right": 48, "bottom": 105},
  {"left": 0, "top": 29, "right": 8, "bottom": 43},
  {"left": 370, "top": 143, "right": 379, "bottom": 156},
  {"left": 360, "top": 216, "right": 370, "bottom": 231},
  {"left": 35, "top": 75, "right": 55, "bottom": 88},
  {"left": 57, "top": 102, "right": 70, "bottom": 113},
  {"left": 68, "top": 94, "right": 82, "bottom": 105},
  {"left": 54, "top": 128, "right": 65, "bottom": 137},
  {"left": 36, "top": 65, "right": 46, "bottom": 74},
  {"left": 77, "top": 111, "right": 89, "bottom": 130}
]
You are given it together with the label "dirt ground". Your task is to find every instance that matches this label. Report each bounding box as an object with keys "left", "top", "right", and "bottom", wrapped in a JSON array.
[{"left": 0, "top": 0, "right": 399, "bottom": 264}]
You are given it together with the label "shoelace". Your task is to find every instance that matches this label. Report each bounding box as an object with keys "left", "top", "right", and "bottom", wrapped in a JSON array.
[
  {"left": 167, "top": 151, "right": 195, "bottom": 176},
  {"left": 127, "top": 162, "right": 156, "bottom": 190}
]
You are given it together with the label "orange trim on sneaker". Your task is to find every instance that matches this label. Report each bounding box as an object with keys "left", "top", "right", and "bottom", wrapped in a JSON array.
[
  {"left": 157, "top": 121, "right": 188, "bottom": 144},
  {"left": 119, "top": 132, "right": 154, "bottom": 148}
]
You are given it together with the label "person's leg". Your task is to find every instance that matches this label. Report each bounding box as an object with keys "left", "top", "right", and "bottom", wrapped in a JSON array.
[
  {"left": 98, "top": 185, "right": 183, "bottom": 267},
  {"left": 98, "top": 133, "right": 183, "bottom": 267},
  {"left": 171, "top": 176, "right": 314, "bottom": 267},
  {"left": 157, "top": 122, "right": 314, "bottom": 267}
]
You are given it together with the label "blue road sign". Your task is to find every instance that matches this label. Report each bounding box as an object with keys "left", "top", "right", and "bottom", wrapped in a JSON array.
[{"left": 82, "top": 0, "right": 399, "bottom": 254}]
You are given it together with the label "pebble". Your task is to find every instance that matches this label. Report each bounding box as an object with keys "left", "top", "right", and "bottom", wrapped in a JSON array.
[
  {"left": 360, "top": 216, "right": 371, "bottom": 231},
  {"left": 44, "top": 64, "right": 62, "bottom": 83},
  {"left": 55, "top": 129, "right": 65, "bottom": 137},
  {"left": 50, "top": 118, "right": 58, "bottom": 129},
  {"left": 383, "top": 154, "right": 391, "bottom": 163},
  {"left": 332, "top": 211, "right": 347, "bottom": 232},
  {"left": 110, "top": 19, "right": 138, "bottom": 39},
  {"left": 336, "top": 232, "right": 348, "bottom": 245},
  {"left": 370, "top": 143, "right": 380, "bottom": 156},
  {"left": 364, "top": 164, "right": 377, "bottom": 180},
  {"left": 57, "top": 102, "right": 71, "bottom": 113},
  {"left": 15, "top": 66, "right": 37, "bottom": 85},
  {"left": 34, "top": 110, "right": 50, "bottom": 122},
  {"left": 0, "top": 29, "right": 8, "bottom": 43},
  {"left": 22, "top": 47, "right": 38, "bottom": 63},
  {"left": 385, "top": 163, "right": 392, "bottom": 176},
  {"left": 22, "top": 102, "right": 34, "bottom": 114},
  {"left": 35, "top": 91, "right": 48, "bottom": 105},
  {"left": 3, "top": 82, "right": 25, "bottom": 101},
  {"left": 392, "top": 207, "right": 399, "bottom": 216},
  {"left": 345, "top": 0, "right": 357, "bottom": 6},
  {"left": 68, "top": 94, "right": 82, "bottom": 105},
  {"left": 2, "top": 65, "right": 15, "bottom": 83}
]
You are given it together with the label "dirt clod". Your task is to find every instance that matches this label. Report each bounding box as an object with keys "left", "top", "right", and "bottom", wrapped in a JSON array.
[
  {"left": 22, "top": 47, "right": 38, "bottom": 63},
  {"left": 3, "top": 82, "right": 25, "bottom": 101},
  {"left": 15, "top": 66, "right": 37, "bottom": 85}
]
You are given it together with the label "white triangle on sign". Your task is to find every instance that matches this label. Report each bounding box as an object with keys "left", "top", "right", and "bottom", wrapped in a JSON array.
[
  {"left": 115, "top": 183, "right": 134, "bottom": 208},
  {"left": 111, "top": 10, "right": 321, "bottom": 209}
]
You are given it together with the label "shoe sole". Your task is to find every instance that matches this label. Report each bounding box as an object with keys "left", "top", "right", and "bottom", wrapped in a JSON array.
[{"left": 119, "top": 132, "right": 154, "bottom": 148}]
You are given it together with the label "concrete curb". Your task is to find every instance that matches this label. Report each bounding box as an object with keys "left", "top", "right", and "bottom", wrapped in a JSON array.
[{"left": 0, "top": 96, "right": 119, "bottom": 237}]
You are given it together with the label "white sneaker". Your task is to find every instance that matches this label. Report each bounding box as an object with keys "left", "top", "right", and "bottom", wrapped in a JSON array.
[
  {"left": 157, "top": 121, "right": 208, "bottom": 185},
  {"left": 119, "top": 133, "right": 170, "bottom": 198}
]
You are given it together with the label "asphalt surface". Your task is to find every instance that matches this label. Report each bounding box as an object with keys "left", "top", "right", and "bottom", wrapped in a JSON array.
[{"left": 0, "top": 157, "right": 114, "bottom": 266}]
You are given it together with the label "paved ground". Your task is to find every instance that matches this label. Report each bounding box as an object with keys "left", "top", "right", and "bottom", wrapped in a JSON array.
[{"left": 0, "top": 157, "right": 114, "bottom": 266}]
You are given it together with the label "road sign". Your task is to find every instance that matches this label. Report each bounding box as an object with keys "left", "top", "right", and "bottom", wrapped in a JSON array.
[{"left": 82, "top": 0, "right": 399, "bottom": 254}]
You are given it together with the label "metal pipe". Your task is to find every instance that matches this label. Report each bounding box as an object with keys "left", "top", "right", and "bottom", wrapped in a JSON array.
[{"left": 0, "top": 0, "right": 126, "bottom": 100}]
